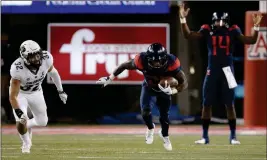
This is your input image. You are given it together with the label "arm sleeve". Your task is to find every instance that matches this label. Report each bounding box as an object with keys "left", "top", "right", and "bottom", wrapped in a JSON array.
[
  {"left": 198, "top": 24, "right": 211, "bottom": 36},
  {"left": 45, "top": 51, "right": 63, "bottom": 92},
  {"left": 48, "top": 67, "right": 63, "bottom": 92}
]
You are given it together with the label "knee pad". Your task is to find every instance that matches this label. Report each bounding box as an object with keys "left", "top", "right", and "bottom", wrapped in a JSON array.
[
  {"left": 35, "top": 116, "right": 48, "bottom": 126},
  {"left": 142, "top": 108, "right": 151, "bottom": 117}
]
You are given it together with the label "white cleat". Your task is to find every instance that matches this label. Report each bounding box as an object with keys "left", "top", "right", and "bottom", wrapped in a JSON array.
[
  {"left": 158, "top": 130, "right": 172, "bottom": 151},
  {"left": 21, "top": 143, "right": 31, "bottom": 154},
  {"left": 195, "top": 138, "right": 209, "bottom": 144},
  {"left": 145, "top": 124, "right": 155, "bottom": 144},
  {"left": 230, "top": 139, "right": 241, "bottom": 145}
]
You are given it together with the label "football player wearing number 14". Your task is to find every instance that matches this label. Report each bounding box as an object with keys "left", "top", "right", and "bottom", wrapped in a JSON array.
[
  {"left": 9, "top": 40, "right": 68, "bottom": 153},
  {"left": 179, "top": 3, "right": 263, "bottom": 145}
]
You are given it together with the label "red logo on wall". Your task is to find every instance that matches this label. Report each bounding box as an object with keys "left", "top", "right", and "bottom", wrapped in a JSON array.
[
  {"left": 247, "top": 27, "right": 267, "bottom": 60},
  {"left": 47, "top": 23, "right": 169, "bottom": 84}
]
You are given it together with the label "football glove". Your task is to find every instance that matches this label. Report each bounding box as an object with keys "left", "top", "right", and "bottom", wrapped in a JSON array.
[
  {"left": 96, "top": 76, "right": 113, "bottom": 87},
  {"left": 158, "top": 83, "right": 173, "bottom": 95},
  {"left": 15, "top": 109, "right": 27, "bottom": 125},
  {"left": 58, "top": 91, "right": 68, "bottom": 104}
]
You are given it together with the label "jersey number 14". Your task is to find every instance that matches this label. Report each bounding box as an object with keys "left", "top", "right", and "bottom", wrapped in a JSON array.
[{"left": 212, "top": 36, "right": 230, "bottom": 56}]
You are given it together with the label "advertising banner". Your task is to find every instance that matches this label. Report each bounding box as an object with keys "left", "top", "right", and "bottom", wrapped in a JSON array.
[
  {"left": 1, "top": 1, "right": 170, "bottom": 14},
  {"left": 47, "top": 23, "right": 169, "bottom": 84}
]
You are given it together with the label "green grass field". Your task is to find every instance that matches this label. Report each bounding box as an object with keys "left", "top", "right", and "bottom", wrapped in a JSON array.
[{"left": 2, "top": 134, "right": 266, "bottom": 160}]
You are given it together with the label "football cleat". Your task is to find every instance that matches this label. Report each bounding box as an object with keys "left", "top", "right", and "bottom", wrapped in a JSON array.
[
  {"left": 195, "top": 138, "right": 210, "bottom": 144},
  {"left": 158, "top": 129, "right": 172, "bottom": 151},
  {"left": 21, "top": 143, "right": 31, "bottom": 154},
  {"left": 145, "top": 123, "right": 155, "bottom": 144},
  {"left": 230, "top": 139, "right": 241, "bottom": 145}
]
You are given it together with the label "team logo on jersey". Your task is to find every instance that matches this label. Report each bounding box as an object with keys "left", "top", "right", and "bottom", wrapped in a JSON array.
[{"left": 247, "top": 27, "right": 267, "bottom": 60}]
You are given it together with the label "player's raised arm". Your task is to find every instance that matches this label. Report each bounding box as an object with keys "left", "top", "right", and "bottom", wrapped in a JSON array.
[
  {"left": 236, "top": 14, "right": 263, "bottom": 44},
  {"left": 178, "top": 3, "right": 203, "bottom": 39},
  {"left": 96, "top": 57, "right": 138, "bottom": 87}
]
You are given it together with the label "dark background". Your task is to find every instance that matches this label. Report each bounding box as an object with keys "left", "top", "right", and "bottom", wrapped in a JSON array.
[{"left": 1, "top": 1, "right": 259, "bottom": 124}]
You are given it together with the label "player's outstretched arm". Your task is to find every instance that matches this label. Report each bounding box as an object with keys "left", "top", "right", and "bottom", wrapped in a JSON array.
[
  {"left": 113, "top": 59, "right": 137, "bottom": 76},
  {"left": 174, "top": 70, "right": 188, "bottom": 93},
  {"left": 178, "top": 3, "right": 203, "bottom": 39},
  {"left": 237, "top": 14, "right": 262, "bottom": 44},
  {"left": 96, "top": 59, "right": 137, "bottom": 87},
  {"left": 48, "top": 65, "right": 68, "bottom": 104}
]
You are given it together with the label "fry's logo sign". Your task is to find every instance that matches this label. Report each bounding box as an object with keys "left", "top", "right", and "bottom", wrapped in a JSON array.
[
  {"left": 47, "top": 23, "right": 169, "bottom": 84},
  {"left": 247, "top": 27, "right": 267, "bottom": 60}
]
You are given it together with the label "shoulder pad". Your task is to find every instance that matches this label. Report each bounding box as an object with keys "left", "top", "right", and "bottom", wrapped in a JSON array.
[
  {"left": 10, "top": 58, "right": 23, "bottom": 80},
  {"left": 42, "top": 51, "right": 53, "bottom": 67},
  {"left": 229, "top": 25, "right": 240, "bottom": 31},
  {"left": 134, "top": 53, "right": 144, "bottom": 70},
  {"left": 201, "top": 24, "right": 211, "bottom": 31},
  {"left": 167, "top": 55, "right": 181, "bottom": 72}
]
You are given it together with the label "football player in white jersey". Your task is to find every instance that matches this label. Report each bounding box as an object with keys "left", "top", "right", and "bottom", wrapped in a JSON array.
[{"left": 9, "top": 40, "right": 68, "bottom": 153}]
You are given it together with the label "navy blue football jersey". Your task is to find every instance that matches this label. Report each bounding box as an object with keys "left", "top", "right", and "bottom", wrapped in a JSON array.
[
  {"left": 133, "top": 52, "right": 181, "bottom": 88},
  {"left": 199, "top": 24, "right": 242, "bottom": 69}
]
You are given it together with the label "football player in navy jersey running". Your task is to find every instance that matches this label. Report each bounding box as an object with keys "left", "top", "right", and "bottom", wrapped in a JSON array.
[
  {"left": 178, "top": 3, "right": 262, "bottom": 145},
  {"left": 97, "top": 43, "right": 188, "bottom": 150}
]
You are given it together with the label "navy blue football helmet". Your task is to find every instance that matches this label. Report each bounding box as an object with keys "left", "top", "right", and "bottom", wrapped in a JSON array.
[
  {"left": 212, "top": 12, "right": 230, "bottom": 29},
  {"left": 146, "top": 43, "right": 168, "bottom": 69}
]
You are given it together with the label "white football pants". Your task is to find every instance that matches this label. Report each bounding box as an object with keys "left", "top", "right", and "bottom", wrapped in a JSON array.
[{"left": 12, "top": 90, "right": 48, "bottom": 127}]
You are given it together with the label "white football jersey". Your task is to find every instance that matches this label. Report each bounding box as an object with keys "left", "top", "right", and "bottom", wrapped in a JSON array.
[{"left": 10, "top": 51, "right": 53, "bottom": 94}]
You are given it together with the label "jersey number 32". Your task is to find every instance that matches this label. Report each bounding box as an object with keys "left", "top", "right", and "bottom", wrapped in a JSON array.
[{"left": 20, "top": 84, "right": 39, "bottom": 92}]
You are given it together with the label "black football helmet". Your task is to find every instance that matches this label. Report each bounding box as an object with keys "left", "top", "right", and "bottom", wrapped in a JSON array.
[
  {"left": 211, "top": 12, "right": 230, "bottom": 29},
  {"left": 146, "top": 43, "right": 168, "bottom": 69}
]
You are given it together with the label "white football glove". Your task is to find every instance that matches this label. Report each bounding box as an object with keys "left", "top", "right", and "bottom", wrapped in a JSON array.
[
  {"left": 58, "top": 91, "right": 68, "bottom": 104},
  {"left": 19, "top": 114, "right": 28, "bottom": 125},
  {"left": 96, "top": 76, "right": 113, "bottom": 87},
  {"left": 158, "top": 82, "right": 173, "bottom": 95}
]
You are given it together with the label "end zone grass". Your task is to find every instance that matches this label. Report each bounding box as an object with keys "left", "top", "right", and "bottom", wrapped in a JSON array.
[{"left": 2, "top": 134, "right": 266, "bottom": 160}]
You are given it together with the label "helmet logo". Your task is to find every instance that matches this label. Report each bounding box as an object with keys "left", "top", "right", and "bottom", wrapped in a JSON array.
[{"left": 20, "top": 45, "right": 26, "bottom": 53}]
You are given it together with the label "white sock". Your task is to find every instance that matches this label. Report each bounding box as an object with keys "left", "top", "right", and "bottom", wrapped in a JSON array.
[
  {"left": 28, "top": 128, "right": 32, "bottom": 140},
  {"left": 19, "top": 132, "right": 31, "bottom": 145},
  {"left": 27, "top": 118, "right": 38, "bottom": 128}
]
